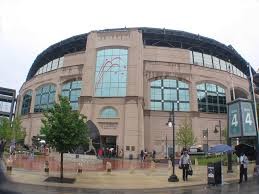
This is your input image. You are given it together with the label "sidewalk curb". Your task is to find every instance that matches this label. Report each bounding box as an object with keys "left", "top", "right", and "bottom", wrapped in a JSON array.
[{"left": 6, "top": 171, "right": 246, "bottom": 190}]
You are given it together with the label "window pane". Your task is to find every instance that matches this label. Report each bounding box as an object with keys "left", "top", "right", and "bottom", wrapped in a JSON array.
[
  {"left": 51, "top": 59, "right": 59, "bottom": 70},
  {"left": 198, "top": 104, "right": 207, "bottom": 112},
  {"left": 100, "top": 107, "right": 118, "bottom": 118},
  {"left": 21, "top": 90, "right": 32, "bottom": 115},
  {"left": 220, "top": 60, "right": 227, "bottom": 71},
  {"left": 197, "top": 91, "right": 206, "bottom": 103},
  {"left": 150, "top": 79, "right": 190, "bottom": 112},
  {"left": 163, "top": 102, "right": 177, "bottom": 111},
  {"left": 163, "top": 89, "right": 177, "bottom": 101},
  {"left": 212, "top": 57, "right": 220, "bottom": 70},
  {"left": 207, "top": 92, "right": 217, "bottom": 104},
  {"left": 203, "top": 54, "right": 213, "bottom": 68},
  {"left": 70, "top": 90, "right": 80, "bottom": 101},
  {"left": 197, "top": 82, "right": 226, "bottom": 113},
  {"left": 217, "top": 86, "right": 225, "bottom": 94},
  {"left": 193, "top": 52, "right": 203, "bottom": 66},
  {"left": 61, "top": 80, "right": 81, "bottom": 109},
  {"left": 39, "top": 67, "right": 43, "bottom": 74},
  {"left": 178, "top": 81, "right": 188, "bottom": 89},
  {"left": 151, "top": 101, "right": 162, "bottom": 110},
  {"left": 71, "top": 102, "right": 78, "bottom": 110},
  {"left": 72, "top": 80, "right": 81, "bottom": 89},
  {"left": 206, "top": 83, "right": 217, "bottom": 92},
  {"left": 151, "top": 88, "right": 162, "bottom": 100},
  {"left": 179, "top": 90, "right": 189, "bottom": 101},
  {"left": 179, "top": 103, "right": 190, "bottom": 111},
  {"left": 58, "top": 57, "right": 64, "bottom": 68},
  {"left": 151, "top": 80, "right": 161, "bottom": 87},
  {"left": 43, "top": 64, "right": 47, "bottom": 73},
  {"left": 163, "top": 79, "right": 176, "bottom": 88},
  {"left": 34, "top": 84, "right": 56, "bottom": 112},
  {"left": 227, "top": 62, "right": 232, "bottom": 73},
  {"left": 46, "top": 61, "right": 52, "bottom": 72},
  {"left": 95, "top": 48, "right": 128, "bottom": 97}
]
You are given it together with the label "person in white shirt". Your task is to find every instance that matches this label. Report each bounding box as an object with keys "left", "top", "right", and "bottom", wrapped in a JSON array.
[
  {"left": 239, "top": 153, "right": 248, "bottom": 183},
  {"left": 179, "top": 150, "right": 191, "bottom": 181}
]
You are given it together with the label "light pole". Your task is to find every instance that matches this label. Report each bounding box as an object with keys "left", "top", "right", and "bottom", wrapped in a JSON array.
[
  {"left": 203, "top": 128, "right": 209, "bottom": 153},
  {"left": 166, "top": 135, "right": 168, "bottom": 159},
  {"left": 167, "top": 102, "right": 179, "bottom": 182},
  {"left": 214, "top": 120, "right": 222, "bottom": 144}
]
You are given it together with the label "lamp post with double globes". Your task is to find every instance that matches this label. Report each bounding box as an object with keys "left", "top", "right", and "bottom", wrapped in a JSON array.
[{"left": 167, "top": 102, "right": 179, "bottom": 182}]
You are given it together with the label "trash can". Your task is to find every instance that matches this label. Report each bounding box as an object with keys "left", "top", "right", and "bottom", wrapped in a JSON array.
[
  {"left": 207, "top": 161, "right": 221, "bottom": 185},
  {"left": 129, "top": 154, "right": 133, "bottom": 160}
]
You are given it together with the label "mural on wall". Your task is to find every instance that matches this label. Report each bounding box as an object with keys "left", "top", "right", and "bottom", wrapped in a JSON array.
[{"left": 95, "top": 48, "right": 128, "bottom": 97}]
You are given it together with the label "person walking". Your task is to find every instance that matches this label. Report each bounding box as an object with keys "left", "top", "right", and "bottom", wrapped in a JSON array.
[
  {"left": 0, "top": 140, "right": 6, "bottom": 159},
  {"left": 239, "top": 153, "right": 248, "bottom": 183},
  {"left": 179, "top": 150, "right": 191, "bottom": 181},
  {"left": 152, "top": 150, "right": 156, "bottom": 161},
  {"left": 140, "top": 150, "right": 144, "bottom": 162}
]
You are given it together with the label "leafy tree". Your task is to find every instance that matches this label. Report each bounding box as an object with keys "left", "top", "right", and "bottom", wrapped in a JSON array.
[
  {"left": 12, "top": 116, "right": 26, "bottom": 143},
  {"left": 0, "top": 117, "right": 25, "bottom": 143},
  {"left": 40, "top": 96, "right": 89, "bottom": 181},
  {"left": 221, "top": 128, "right": 227, "bottom": 144},
  {"left": 0, "top": 117, "right": 12, "bottom": 142},
  {"left": 176, "top": 118, "right": 197, "bottom": 149}
]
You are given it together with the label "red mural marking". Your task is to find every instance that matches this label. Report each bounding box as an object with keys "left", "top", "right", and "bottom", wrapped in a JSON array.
[{"left": 95, "top": 56, "right": 124, "bottom": 90}]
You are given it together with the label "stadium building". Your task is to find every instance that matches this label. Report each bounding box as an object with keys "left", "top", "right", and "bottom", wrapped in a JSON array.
[{"left": 16, "top": 27, "right": 255, "bottom": 158}]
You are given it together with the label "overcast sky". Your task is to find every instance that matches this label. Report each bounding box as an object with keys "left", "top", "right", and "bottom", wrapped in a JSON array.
[{"left": 0, "top": 0, "right": 259, "bottom": 92}]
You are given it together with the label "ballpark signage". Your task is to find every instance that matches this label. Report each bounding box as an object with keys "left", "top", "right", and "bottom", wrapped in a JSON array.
[
  {"left": 228, "top": 99, "right": 257, "bottom": 138},
  {"left": 241, "top": 101, "right": 257, "bottom": 136}
]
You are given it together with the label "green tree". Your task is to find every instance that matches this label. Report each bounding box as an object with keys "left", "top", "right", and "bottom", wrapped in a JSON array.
[
  {"left": 221, "top": 127, "right": 227, "bottom": 144},
  {"left": 0, "top": 117, "right": 12, "bottom": 142},
  {"left": 176, "top": 119, "right": 197, "bottom": 149},
  {"left": 40, "top": 96, "right": 89, "bottom": 181},
  {"left": 12, "top": 117, "right": 26, "bottom": 143},
  {"left": 0, "top": 117, "right": 25, "bottom": 143}
]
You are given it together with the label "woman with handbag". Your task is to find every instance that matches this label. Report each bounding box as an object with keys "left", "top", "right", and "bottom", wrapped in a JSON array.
[{"left": 179, "top": 150, "right": 192, "bottom": 181}]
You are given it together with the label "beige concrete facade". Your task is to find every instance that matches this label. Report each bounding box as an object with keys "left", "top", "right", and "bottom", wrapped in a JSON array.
[{"left": 17, "top": 28, "right": 251, "bottom": 158}]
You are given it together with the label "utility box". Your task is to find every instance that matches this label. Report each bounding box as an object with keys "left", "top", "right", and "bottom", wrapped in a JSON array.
[{"left": 207, "top": 161, "right": 222, "bottom": 185}]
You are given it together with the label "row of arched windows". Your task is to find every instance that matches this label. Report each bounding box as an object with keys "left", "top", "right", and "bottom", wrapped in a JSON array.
[
  {"left": 21, "top": 80, "right": 82, "bottom": 115},
  {"left": 150, "top": 79, "right": 227, "bottom": 113},
  {"left": 21, "top": 79, "right": 227, "bottom": 116}
]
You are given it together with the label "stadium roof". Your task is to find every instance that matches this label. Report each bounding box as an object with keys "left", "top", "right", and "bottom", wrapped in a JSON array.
[{"left": 26, "top": 27, "right": 255, "bottom": 81}]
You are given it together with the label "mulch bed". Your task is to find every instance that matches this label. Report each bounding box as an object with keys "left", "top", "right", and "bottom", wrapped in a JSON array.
[{"left": 44, "top": 177, "right": 76, "bottom": 184}]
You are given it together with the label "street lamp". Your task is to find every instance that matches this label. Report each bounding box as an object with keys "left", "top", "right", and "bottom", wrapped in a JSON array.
[
  {"left": 214, "top": 120, "right": 222, "bottom": 144},
  {"left": 167, "top": 102, "right": 179, "bottom": 182},
  {"left": 203, "top": 128, "right": 209, "bottom": 153}
]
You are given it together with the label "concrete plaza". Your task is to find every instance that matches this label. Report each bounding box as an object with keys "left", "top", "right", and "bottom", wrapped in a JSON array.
[{"left": 1, "top": 155, "right": 256, "bottom": 189}]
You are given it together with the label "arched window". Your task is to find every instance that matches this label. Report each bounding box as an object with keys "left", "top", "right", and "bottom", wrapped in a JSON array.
[
  {"left": 95, "top": 48, "right": 128, "bottom": 97},
  {"left": 61, "top": 80, "right": 81, "bottom": 110},
  {"left": 197, "top": 83, "right": 226, "bottom": 113},
  {"left": 21, "top": 90, "right": 32, "bottom": 115},
  {"left": 34, "top": 84, "right": 56, "bottom": 112},
  {"left": 150, "top": 79, "right": 190, "bottom": 111},
  {"left": 100, "top": 107, "right": 118, "bottom": 118}
]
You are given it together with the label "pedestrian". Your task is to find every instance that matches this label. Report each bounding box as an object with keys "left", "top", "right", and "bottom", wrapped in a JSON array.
[
  {"left": 239, "top": 153, "right": 248, "bottom": 183},
  {"left": 144, "top": 149, "right": 148, "bottom": 160},
  {"left": 140, "top": 150, "right": 144, "bottom": 162},
  {"left": 119, "top": 148, "right": 124, "bottom": 158},
  {"left": 179, "top": 150, "right": 191, "bottom": 181},
  {"left": 98, "top": 147, "right": 103, "bottom": 159},
  {"left": 152, "top": 150, "right": 156, "bottom": 161}
]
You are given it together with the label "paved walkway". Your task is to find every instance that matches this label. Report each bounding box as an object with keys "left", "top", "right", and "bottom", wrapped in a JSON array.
[{"left": 3, "top": 161, "right": 255, "bottom": 189}]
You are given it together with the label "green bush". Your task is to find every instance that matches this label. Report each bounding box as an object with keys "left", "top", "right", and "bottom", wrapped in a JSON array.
[{"left": 192, "top": 154, "right": 238, "bottom": 166}]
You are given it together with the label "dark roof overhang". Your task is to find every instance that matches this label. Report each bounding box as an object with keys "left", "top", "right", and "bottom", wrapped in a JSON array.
[
  {"left": 25, "top": 27, "right": 255, "bottom": 81},
  {"left": 140, "top": 27, "right": 255, "bottom": 76},
  {"left": 26, "top": 33, "right": 88, "bottom": 81}
]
